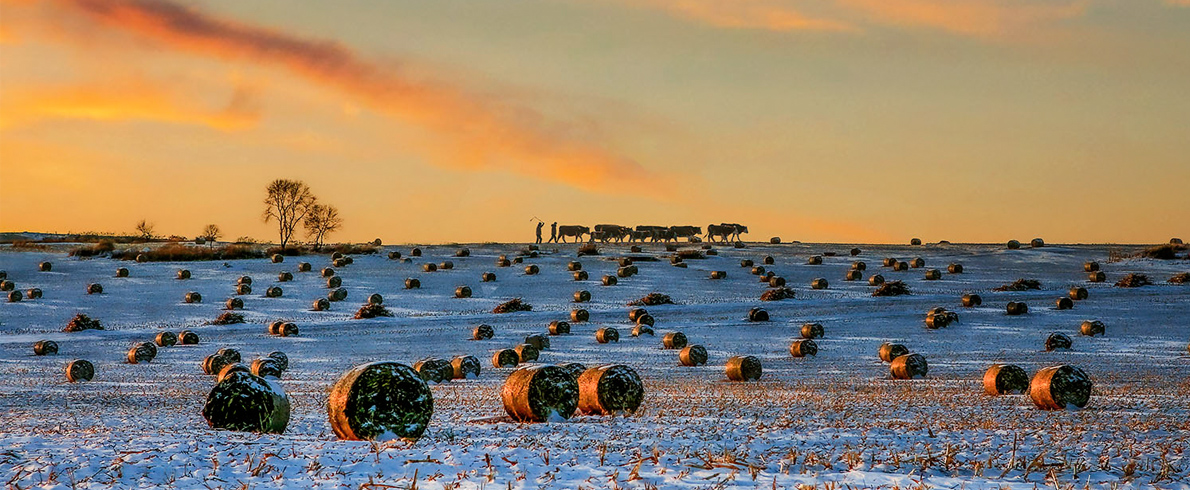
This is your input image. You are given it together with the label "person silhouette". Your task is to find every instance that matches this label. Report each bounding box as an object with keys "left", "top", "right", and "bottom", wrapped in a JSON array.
[
  {"left": 549, "top": 222, "right": 558, "bottom": 243},
  {"left": 535, "top": 221, "right": 544, "bottom": 244}
]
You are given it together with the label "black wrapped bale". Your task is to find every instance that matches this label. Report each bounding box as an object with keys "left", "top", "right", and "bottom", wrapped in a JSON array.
[
  {"left": 577, "top": 364, "right": 644, "bottom": 415},
  {"left": 87, "top": 283, "right": 103, "bottom": 294},
  {"left": 1085, "top": 261, "right": 1101, "bottom": 272},
  {"left": 574, "top": 270, "right": 589, "bottom": 281},
  {"left": 65, "top": 359, "right": 94, "bottom": 382},
  {"left": 116, "top": 267, "right": 130, "bottom": 278},
  {"left": 806, "top": 256, "right": 822, "bottom": 266},
  {"left": 890, "top": 354, "right": 928, "bottom": 379},
  {"left": 868, "top": 274, "right": 885, "bottom": 286},
  {"left": 910, "top": 238, "right": 922, "bottom": 246},
  {"left": 312, "top": 298, "right": 330, "bottom": 311},
  {"left": 763, "top": 256, "right": 775, "bottom": 265},
  {"left": 267, "top": 351, "right": 288, "bottom": 371},
  {"left": 502, "top": 365, "right": 580, "bottom": 422},
  {"left": 450, "top": 355, "right": 481, "bottom": 379},
  {"left": 1029, "top": 365, "right": 1092, "bottom": 410},
  {"left": 679, "top": 345, "right": 708, "bottom": 366},
  {"left": 184, "top": 291, "right": 202, "bottom": 304},
  {"left": 455, "top": 286, "right": 472, "bottom": 298},
  {"left": 800, "top": 323, "right": 824, "bottom": 339},
  {"left": 367, "top": 293, "right": 383, "bottom": 305},
  {"left": 482, "top": 272, "right": 497, "bottom": 282},
  {"left": 236, "top": 284, "right": 252, "bottom": 295},
  {"left": 525, "top": 334, "right": 550, "bottom": 350},
  {"left": 225, "top": 297, "right": 244, "bottom": 310},
  {"left": 924, "top": 269, "right": 942, "bottom": 280},
  {"left": 789, "top": 339, "right": 818, "bottom": 358},
  {"left": 947, "top": 263, "right": 964, "bottom": 274},
  {"left": 473, "top": 324, "right": 495, "bottom": 340},
  {"left": 748, "top": 307, "right": 769, "bottom": 322},
  {"left": 710, "top": 270, "right": 727, "bottom": 280},
  {"left": 725, "top": 355, "right": 762, "bottom": 381},
  {"left": 845, "top": 270, "right": 862, "bottom": 281},
  {"left": 559, "top": 362, "right": 586, "bottom": 380},
  {"left": 1046, "top": 333, "right": 1073, "bottom": 351},
  {"left": 574, "top": 290, "right": 592, "bottom": 303},
  {"left": 298, "top": 262, "right": 312, "bottom": 272},
  {"left": 265, "top": 286, "right": 283, "bottom": 298},
  {"left": 328, "top": 288, "right": 348, "bottom": 302},
  {"left": 405, "top": 278, "right": 421, "bottom": 289},
  {"left": 632, "top": 324, "right": 654, "bottom": 337},
  {"left": 33, "top": 340, "right": 58, "bottom": 356},
  {"left": 879, "top": 342, "right": 909, "bottom": 362},
  {"left": 1080, "top": 320, "right": 1105, "bottom": 337},
  {"left": 413, "top": 358, "right": 454, "bottom": 383},
  {"left": 327, "top": 276, "right": 343, "bottom": 289},
  {"left": 177, "top": 269, "right": 191, "bottom": 280},
  {"left": 515, "top": 343, "right": 541, "bottom": 362},
  {"left": 595, "top": 327, "right": 620, "bottom": 343},
  {"left": 25, "top": 288, "right": 42, "bottom": 299},
  {"left": 570, "top": 308, "right": 589, "bottom": 323},
  {"left": 332, "top": 258, "right": 347, "bottom": 268},
  {"left": 1069, "top": 287, "right": 1089, "bottom": 301},
  {"left": 217, "top": 363, "right": 252, "bottom": 383},
  {"left": 252, "top": 358, "right": 284, "bottom": 378},
  {"left": 548, "top": 320, "right": 571, "bottom": 335},
  {"left": 568, "top": 261, "right": 583, "bottom": 271},
  {"left": 850, "top": 248, "right": 862, "bottom": 256},
  {"left": 1030, "top": 238, "right": 1045, "bottom": 248},
  {"left": 1055, "top": 297, "right": 1074, "bottom": 310},
  {"left": 423, "top": 263, "right": 437, "bottom": 273},
  {"left": 178, "top": 330, "right": 199, "bottom": 345},
  {"left": 1006, "top": 302, "right": 1028, "bottom": 315},
  {"left": 961, "top": 294, "right": 982, "bottom": 307},
  {"left": 603, "top": 275, "right": 618, "bottom": 286},
  {"left": 662, "top": 332, "right": 687, "bottom": 349},
  {"left": 525, "top": 264, "right": 540, "bottom": 275},
  {"left": 1088, "top": 271, "right": 1106, "bottom": 283},
  {"left": 156, "top": 331, "right": 177, "bottom": 347},
  {"left": 410, "top": 247, "right": 422, "bottom": 257},
  {"left": 492, "top": 349, "right": 519, "bottom": 368},
  {"left": 7, "top": 290, "right": 21, "bottom": 302},
  {"left": 278, "top": 272, "right": 293, "bottom": 282},
  {"left": 327, "top": 362, "right": 432, "bottom": 440},
  {"left": 983, "top": 364, "right": 1029, "bottom": 395},
  {"left": 38, "top": 261, "right": 52, "bottom": 272},
  {"left": 811, "top": 278, "right": 828, "bottom": 290},
  {"left": 127, "top": 342, "right": 157, "bottom": 364}
]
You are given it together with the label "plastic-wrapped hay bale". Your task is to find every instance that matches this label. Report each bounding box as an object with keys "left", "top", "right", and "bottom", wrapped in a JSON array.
[
  {"left": 451, "top": 355, "right": 481, "bottom": 379},
  {"left": 983, "top": 364, "right": 1029, "bottom": 395},
  {"left": 800, "top": 323, "right": 824, "bottom": 339},
  {"left": 65, "top": 359, "right": 95, "bottom": 382},
  {"left": 570, "top": 309, "right": 589, "bottom": 323},
  {"left": 525, "top": 334, "right": 550, "bottom": 350},
  {"left": 492, "top": 349, "right": 519, "bottom": 368},
  {"left": 1029, "top": 365, "right": 1092, "bottom": 410},
  {"left": 1046, "top": 333, "right": 1073, "bottom": 351},
  {"left": 473, "top": 324, "right": 494, "bottom": 340},
  {"left": 726, "top": 355, "right": 762, "bottom": 381},
  {"left": 178, "top": 330, "right": 200, "bottom": 345},
  {"left": 33, "top": 340, "right": 58, "bottom": 356},
  {"left": 890, "top": 354, "right": 928, "bottom": 379},
  {"left": 413, "top": 358, "right": 454, "bottom": 383},
  {"left": 788, "top": 339, "right": 818, "bottom": 358},
  {"left": 662, "top": 332, "right": 687, "bottom": 349},
  {"left": 878, "top": 343, "right": 909, "bottom": 362},
  {"left": 501, "top": 364, "right": 580, "bottom": 422},
  {"left": 515, "top": 343, "right": 540, "bottom": 362},
  {"left": 203, "top": 371, "right": 290, "bottom": 434},
  {"left": 155, "top": 331, "right": 177, "bottom": 347},
  {"left": 127, "top": 342, "right": 157, "bottom": 364},
  {"left": 1080, "top": 320, "right": 1105, "bottom": 337},
  {"left": 679, "top": 345, "right": 707, "bottom": 366},
  {"left": 577, "top": 364, "right": 644, "bottom": 415}
]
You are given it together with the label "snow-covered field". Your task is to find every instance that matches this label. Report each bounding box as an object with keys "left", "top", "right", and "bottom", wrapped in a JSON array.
[{"left": 2, "top": 241, "right": 1188, "bottom": 489}]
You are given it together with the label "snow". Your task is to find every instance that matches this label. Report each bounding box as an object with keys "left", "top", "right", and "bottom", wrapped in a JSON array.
[{"left": 1, "top": 242, "right": 1188, "bottom": 489}]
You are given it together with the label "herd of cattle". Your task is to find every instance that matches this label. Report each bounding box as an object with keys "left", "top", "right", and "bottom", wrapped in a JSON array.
[{"left": 556, "top": 224, "right": 749, "bottom": 243}]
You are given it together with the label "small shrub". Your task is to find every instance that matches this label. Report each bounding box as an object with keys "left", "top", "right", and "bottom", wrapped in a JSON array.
[
  {"left": 1135, "top": 243, "right": 1187, "bottom": 260},
  {"left": 872, "top": 280, "right": 912, "bottom": 297},
  {"left": 493, "top": 298, "right": 533, "bottom": 313},
  {"left": 354, "top": 303, "right": 394, "bottom": 319},
  {"left": 628, "top": 292, "right": 674, "bottom": 306},
  {"left": 760, "top": 287, "right": 796, "bottom": 301},
  {"left": 1169, "top": 272, "right": 1190, "bottom": 284},
  {"left": 993, "top": 279, "right": 1042, "bottom": 291},
  {"left": 1115, "top": 273, "right": 1151, "bottom": 288},
  {"left": 210, "top": 312, "right": 246, "bottom": 325},
  {"left": 64, "top": 313, "right": 103, "bottom": 332}
]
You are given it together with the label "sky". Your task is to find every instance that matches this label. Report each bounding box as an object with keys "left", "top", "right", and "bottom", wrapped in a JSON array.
[{"left": 0, "top": 0, "right": 1187, "bottom": 244}]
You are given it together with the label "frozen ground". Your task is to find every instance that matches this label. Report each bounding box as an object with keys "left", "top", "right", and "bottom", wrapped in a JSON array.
[{"left": 1, "top": 241, "right": 1188, "bottom": 489}]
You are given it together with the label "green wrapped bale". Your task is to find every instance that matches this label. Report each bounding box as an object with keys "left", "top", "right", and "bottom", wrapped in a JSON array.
[
  {"left": 603, "top": 275, "right": 618, "bottom": 286},
  {"left": 265, "top": 286, "right": 283, "bottom": 298},
  {"left": 236, "top": 284, "right": 252, "bottom": 295},
  {"left": 1046, "top": 333, "right": 1073, "bottom": 351},
  {"left": 203, "top": 371, "right": 290, "bottom": 434},
  {"left": 1029, "top": 365, "right": 1092, "bottom": 410},
  {"left": 328, "top": 288, "right": 347, "bottom": 302},
  {"left": 65, "top": 359, "right": 95, "bottom": 382},
  {"left": 501, "top": 365, "right": 580, "bottom": 422},
  {"left": 574, "top": 290, "right": 591, "bottom": 303},
  {"left": 25, "top": 288, "right": 42, "bottom": 299},
  {"left": 560, "top": 362, "right": 586, "bottom": 380},
  {"left": 312, "top": 298, "right": 330, "bottom": 311},
  {"left": 267, "top": 351, "right": 289, "bottom": 371},
  {"left": 983, "top": 364, "right": 1028, "bottom": 395},
  {"left": 574, "top": 270, "right": 588, "bottom": 281},
  {"left": 328, "top": 362, "right": 433, "bottom": 440},
  {"left": 577, "top": 364, "right": 644, "bottom": 415}
]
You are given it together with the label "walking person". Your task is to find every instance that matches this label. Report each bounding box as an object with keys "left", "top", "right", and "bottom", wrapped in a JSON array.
[
  {"left": 549, "top": 222, "right": 558, "bottom": 243},
  {"left": 535, "top": 221, "right": 544, "bottom": 244}
]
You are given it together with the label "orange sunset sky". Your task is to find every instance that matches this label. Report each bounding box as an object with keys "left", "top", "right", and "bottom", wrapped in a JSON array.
[{"left": 1, "top": 0, "right": 1187, "bottom": 244}]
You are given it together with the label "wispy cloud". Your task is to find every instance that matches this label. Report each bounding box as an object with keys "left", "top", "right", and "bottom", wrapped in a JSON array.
[
  {"left": 634, "top": 0, "right": 856, "bottom": 32},
  {"left": 43, "top": 0, "right": 661, "bottom": 194}
]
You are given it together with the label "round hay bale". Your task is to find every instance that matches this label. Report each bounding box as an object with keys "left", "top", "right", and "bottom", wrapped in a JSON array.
[
  {"left": 961, "top": 293, "right": 983, "bottom": 307},
  {"left": 155, "top": 331, "right": 177, "bottom": 347},
  {"left": 1080, "top": 320, "right": 1105, "bottom": 337},
  {"left": 760, "top": 270, "right": 775, "bottom": 281},
  {"left": 312, "top": 298, "right": 330, "bottom": 311},
  {"left": 251, "top": 358, "right": 283, "bottom": 378},
  {"left": 878, "top": 342, "right": 909, "bottom": 362},
  {"left": 501, "top": 365, "right": 580, "bottom": 422},
  {"left": 789, "top": 339, "right": 817, "bottom": 358},
  {"left": 568, "top": 261, "right": 583, "bottom": 271},
  {"left": 890, "top": 354, "right": 927, "bottom": 379},
  {"left": 6, "top": 290, "right": 21, "bottom": 302},
  {"left": 924, "top": 269, "right": 942, "bottom": 280},
  {"left": 1083, "top": 261, "right": 1099, "bottom": 272},
  {"left": 631, "top": 323, "right": 655, "bottom": 336},
  {"left": 86, "top": 283, "right": 103, "bottom": 294},
  {"left": 265, "top": 286, "right": 283, "bottom": 298},
  {"left": 619, "top": 257, "right": 634, "bottom": 267},
  {"left": 496, "top": 258, "right": 512, "bottom": 267},
  {"left": 236, "top": 284, "right": 252, "bottom": 295},
  {"left": 116, "top": 267, "right": 130, "bottom": 278},
  {"left": 769, "top": 276, "right": 787, "bottom": 287},
  {"left": 225, "top": 297, "right": 244, "bottom": 310},
  {"left": 574, "top": 270, "right": 589, "bottom": 281},
  {"left": 1055, "top": 297, "right": 1074, "bottom": 310},
  {"left": 331, "top": 258, "right": 347, "bottom": 268},
  {"left": 525, "top": 264, "right": 540, "bottom": 275},
  {"left": 868, "top": 274, "right": 885, "bottom": 286},
  {"left": 388, "top": 251, "right": 402, "bottom": 260},
  {"left": 770, "top": 237, "right": 781, "bottom": 244},
  {"left": 328, "top": 288, "right": 347, "bottom": 302},
  {"left": 127, "top": 342, "right": 157, "bottom": 364},
  {"left": 367, "top": 293, "right": 383, "bottom": 305},
  {"left": 910, "top": 258, "right": 925, "bottom": 268},
  {"left": 482, "top": 272, "right": 497, "bottom": 282},
  {"left": 806, "top": 256, "right": 822, "bottom": 266},
  {"left": 662, "top": 331, "right": 687, "bottom": 349},
  {"left": 947, "top": 263, "right": 963, "bottom": 274},
  {"left": 325, "top": 276, "right": 342, "bottom": 289},
  {"left": 850, "top": 248, "right": 862, "bottom": 256},
  {"left": 573, "top": 290, "right": 592, "bottom": 303},
  {"left": 679, "top": 345, "right": 707, "bottom": 366},
  {"left": 492, "top": 349, "right": 519, "bottom": 368},
  {"left": 750, "top": 266, "right": 766, "bottom": 276},
  {"left": 135, "top": 254, "right": 147, "bottom": 263},
  {"left": 811, "top": 278, "right": 828, "bottom": 289},
  {"left": 559, "top": 362, "right": 586, "bottom": 380},
  {"left": 215, "top": 348, "right": 241, "bottom": 364},
  {"left": 748, "top": 307, "right": 769, "bottom": 322},
  {"left": 893, "top": 261, "right": 909, "bottom": 271},
  {"left": 570, "top": 309, "right": 589, "bottom": 323},
  {"left": 595, "top": 327, "right": 620, "bottom": 343},
  {"left": 763, "top": 256, "right": 775, "bottom": 265},
  {"left": 269, "top": 321, "right": 298, "bottom": 337},
  {"left": 440, "top": 261, "right": 454, "bottom": 270},
  {"left": 983, "top": 364, "right": 1029, "bottom": 395},
  {"left": 1045, "top": 332, "right": 1073, "bottom": 351},
  {"left": 577, "top": 364, "right": 644, "bottom": 415},
  {"left": 413, "top": 358, "right": 453, "bottom": 383},
  {"left": 924, "top": 309, "right": 958, "bottom": 329},
  {"left": 178, "top": 330, "right": 200, "bottom": 345},
  {"left": 1029, "top": 365, "right": 1091, "bottom": 410},
  {"left": 636, "top": 314, "right": 655, "bottom": 328},
  {"left": 1069, "top": 287, "right": 1088, "bottom": 301},
  {"left": 456, "top": 248, "right": 470, "bottom": 257},
  {"left": 38, "top": 261, "right": 52, "bottom": 272},
  {"left": 882, "top": 258, "right": 897, "bottom": 267},
  {"left": 525, "top": 333, "right": 550, "bottom": 350},
  {"left": 800, "top": 323, "right": 824, "bottom": 339},
  {"left": 1006, "top": 302, "right": 1028, "bottom": 315},
  {"left": 410, "top": 247, "right": 422, "bottom": 257},
  {"left": 33, "top": 340, "right": 58, "bottom": 356},
  {"left": 328, "top": 361, "right": 432, "bottom": 440},
  {"left": 455, "top": 286, "right": 472, "bottom": 298},
  {"left": 292, "top": 262, "right": 309, "bottom": 272},
  {"left": 472, "top": 324, "right": 494, "bottom": 340},
  {"left": 332, "top": 252, "right": 344, "bottom": 260},
  {"left": 740, "top": 259, "right": 754, "bottom": 268},
  {"left": 725, "top": 355, "right": 762, "bottom": 381},
  {"left": 548, "top": 320, "right": 571, "bottom": 335},
  {"left": 1172, "top": 238, "right": 1184, "bottom": 245},
  {"left": 278, "top": 271, "right": 293, "bottom": 282},
  {"left": 1007, "top": 240, "right": 1021, "bottom": 249},
  {"left": 515, "top": 343, "right": 540, "bottom": 362},
  {"left": 217, "top": 363, "right": 252, "bottom": 383},
  {"left": 423, "top": 263, "right": 437, "bottom": 273},
  {"left": 602, "top": 275, "right": 618, "bottom": 286},
  {"left": 1030, "top": 238, "right": 1045, "bottom": 248},
  {"left": 65, "top": 359, "right": 94, "bottom": 382},
  {"left": 271, "top": 254, "right": 284, "bottom": 263},
  {"left": 405, "top": 278, "right": 421, "bottom": 289},
  {"left": 617, "top": 266, "right": 633, "bottom": 278},
  {"left": 851, "top": 261, "right": 867, "bottom": 271},
  {"left": 451, "top": 355, "right": 481, "bottom": 379},
  {"left": 184, "top": 291, "right": 202, "bottom": 304},
  {"left": 177, "top": 269, "right": 191, "bottom": 280},
  {"left": 910, "top": 238, "right": 922, "bottom": 246},
  {"left": 1088, "top": 271, "right": 1106, "bottom": 283},
  {"left": 710, "top": 271, "right": 727, "bottom": 280},
  {"left": 845, "top": 270, "right": 863, "bottom": 281}
]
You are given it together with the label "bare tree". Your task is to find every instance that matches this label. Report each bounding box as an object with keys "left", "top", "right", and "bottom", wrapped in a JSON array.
[
  {"left": 262, "top": 179, "right": 316, "bottom": 249},
  {"left": 304, "top": 204, "right": 342, "bottom": 251},
  {"left": 135, "top": 219, "right": 155, "bottom": 241},
  {"left": 199, "top": 224, "right": 221, "bottom": 247}
]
